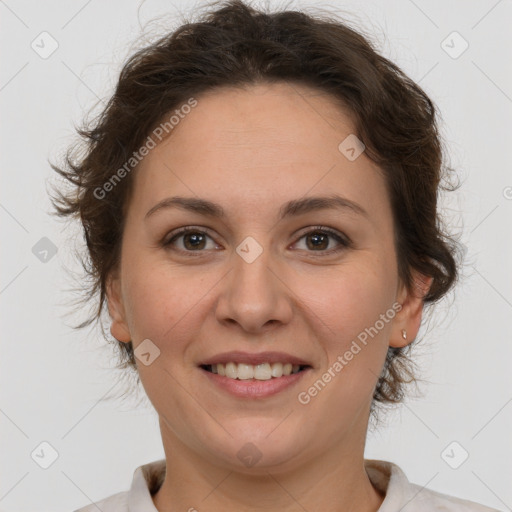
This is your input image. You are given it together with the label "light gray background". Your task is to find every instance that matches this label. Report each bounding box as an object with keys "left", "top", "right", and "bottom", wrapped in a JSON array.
[{"left": 1, "top": 0, "right": 511, "bottom": 510}]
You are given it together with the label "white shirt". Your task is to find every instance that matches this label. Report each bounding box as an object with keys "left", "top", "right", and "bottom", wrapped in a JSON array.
[{"left": 73, "top": 458, "right": 501, "bottom": 511}]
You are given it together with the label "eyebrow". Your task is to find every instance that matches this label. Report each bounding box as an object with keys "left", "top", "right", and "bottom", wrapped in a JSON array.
[{"left": 144, "top": 194, "right": 369, "bottom": 221}]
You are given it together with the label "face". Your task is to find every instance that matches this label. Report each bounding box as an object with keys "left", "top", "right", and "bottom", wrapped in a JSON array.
[{"left": 107, "top": 82, "right": 426, "bottom": 473}]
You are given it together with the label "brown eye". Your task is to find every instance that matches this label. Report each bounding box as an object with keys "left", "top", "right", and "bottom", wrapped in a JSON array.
[
  {"left": 181, "top": 232, "right": 207, "bottom": 250},
  {"left": 164, "top": 228, "right": 218, "bottom": 252},
  {"left": 305, "top": 232, "right": 329, "bottom": 250},
  {"left": 294, "top": 227, "right": 350, "bottom": 254}
]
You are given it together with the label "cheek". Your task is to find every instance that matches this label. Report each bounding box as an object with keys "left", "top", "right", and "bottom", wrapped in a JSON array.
[
  {"left": 306, "top": 256, "right": 395, "bottom": 322},
  {"left": 290, "top": 261, "right": 397, "bottom": 436},
  {"left": 122, "top": 262, "right": 207, "bottom": 347},
  {"left": 298, "top": 255, "right": 397, "bottom": 367}
]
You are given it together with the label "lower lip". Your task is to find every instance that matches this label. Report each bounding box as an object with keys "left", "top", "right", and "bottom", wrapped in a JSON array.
[{"left": 199, "top": 367, "right": 311, "bottom": 398}]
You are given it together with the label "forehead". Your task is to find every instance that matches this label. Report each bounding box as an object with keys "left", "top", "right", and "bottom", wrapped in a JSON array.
[
  {"left": 171, "top": 82, "right": 357, "bottom": 153},
  {"left": 130, "top": 82, "right": 389, "bottom": 222}
]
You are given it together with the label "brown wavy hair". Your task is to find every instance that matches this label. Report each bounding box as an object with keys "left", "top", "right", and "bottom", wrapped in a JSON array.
[{"left": 50, "top": 0, "right": 460, "bottom": 421}]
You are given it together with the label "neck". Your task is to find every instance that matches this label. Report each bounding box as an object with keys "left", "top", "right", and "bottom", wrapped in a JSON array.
[{"left": 151, "top": 420, "right": 384, "bottom": 512}]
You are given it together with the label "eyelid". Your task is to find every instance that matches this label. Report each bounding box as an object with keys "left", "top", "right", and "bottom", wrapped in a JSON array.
[
  {"left": 162, "top": 225, "right": 220, "bottom": 247},
  {"left": 293, "top": 225, "right": 351, "bottom": 245}
]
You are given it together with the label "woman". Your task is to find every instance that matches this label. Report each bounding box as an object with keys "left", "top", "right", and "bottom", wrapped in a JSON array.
[{"left": 51, "top": 0, "right": 500, "bottom": 510}]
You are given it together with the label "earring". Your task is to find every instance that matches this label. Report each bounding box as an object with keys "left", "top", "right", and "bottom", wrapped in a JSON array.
[{"left": 401, "top": 329, "right": 407, "bottom": 340}]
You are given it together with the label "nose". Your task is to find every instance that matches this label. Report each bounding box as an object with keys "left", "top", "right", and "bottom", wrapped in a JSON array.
[{"left": 214, "top": 245, "right": 293, "bottom": 334}]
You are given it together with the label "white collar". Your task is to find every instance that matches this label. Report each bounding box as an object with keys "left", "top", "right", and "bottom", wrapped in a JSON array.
[{"left": 87, "top": 458, "right": 495, "bottom": 512}]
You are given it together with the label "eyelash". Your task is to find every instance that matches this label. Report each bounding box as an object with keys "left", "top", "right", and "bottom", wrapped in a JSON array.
[{"left": 162, "top": 225, "right": 351, "bottom": 257}]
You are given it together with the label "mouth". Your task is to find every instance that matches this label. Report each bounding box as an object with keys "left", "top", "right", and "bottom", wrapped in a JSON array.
[
  {"left": 200, "top": 362, "right": 312, "bottom": 380},
  {"left": 199, "top": 362, "right": 313, "bottom": 399},
  {"left": 196, "top": 351, "right": 314, "bottom": 398}
]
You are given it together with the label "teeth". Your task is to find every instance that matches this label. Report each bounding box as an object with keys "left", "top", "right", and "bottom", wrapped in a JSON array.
[{"left": 207, "top": 362, "right": 304, "bottom": 380}]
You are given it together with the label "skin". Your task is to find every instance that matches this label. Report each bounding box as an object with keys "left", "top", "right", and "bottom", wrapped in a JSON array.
[{"left": 107, "top": 82, "right": 431, "bottom": 511}]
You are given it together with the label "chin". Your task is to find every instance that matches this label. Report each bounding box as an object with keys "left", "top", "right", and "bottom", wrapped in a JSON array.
[{"left": 204, "top": 427, "right": 310, "bottom": 473}]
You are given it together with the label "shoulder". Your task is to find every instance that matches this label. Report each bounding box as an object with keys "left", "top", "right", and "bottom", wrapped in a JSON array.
[
  {"left": 364, "top": 459, "right": 502, "bottom": 512},
  {"left": 73, "top": 490, "right": 129, "bottom": 512},
  {"left": 71, "top": 458, "right": 165, "bottom": 512},
  {"left": 406, "top": 482, "right": 502, "bottom": 511}
]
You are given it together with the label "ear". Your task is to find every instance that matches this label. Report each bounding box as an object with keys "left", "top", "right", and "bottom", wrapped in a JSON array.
[
  {"left": 389, "top": 271, "right": 433, "bottom": 348},
  {"left": 106, "top": 271, "right": 131, "bottom": 343}
]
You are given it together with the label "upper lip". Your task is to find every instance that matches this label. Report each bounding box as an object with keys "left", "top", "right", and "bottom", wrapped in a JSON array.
[{"left": 198, "top": 351, "right": 312, "bottom": 367}]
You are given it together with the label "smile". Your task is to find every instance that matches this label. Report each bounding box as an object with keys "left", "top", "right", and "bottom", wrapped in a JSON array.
[
  {"left": 199, "top": 364, "right": 312, "bottom": 399},
  {"left": 201, "top": 362, "right": 311, "bottom": 380}
]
